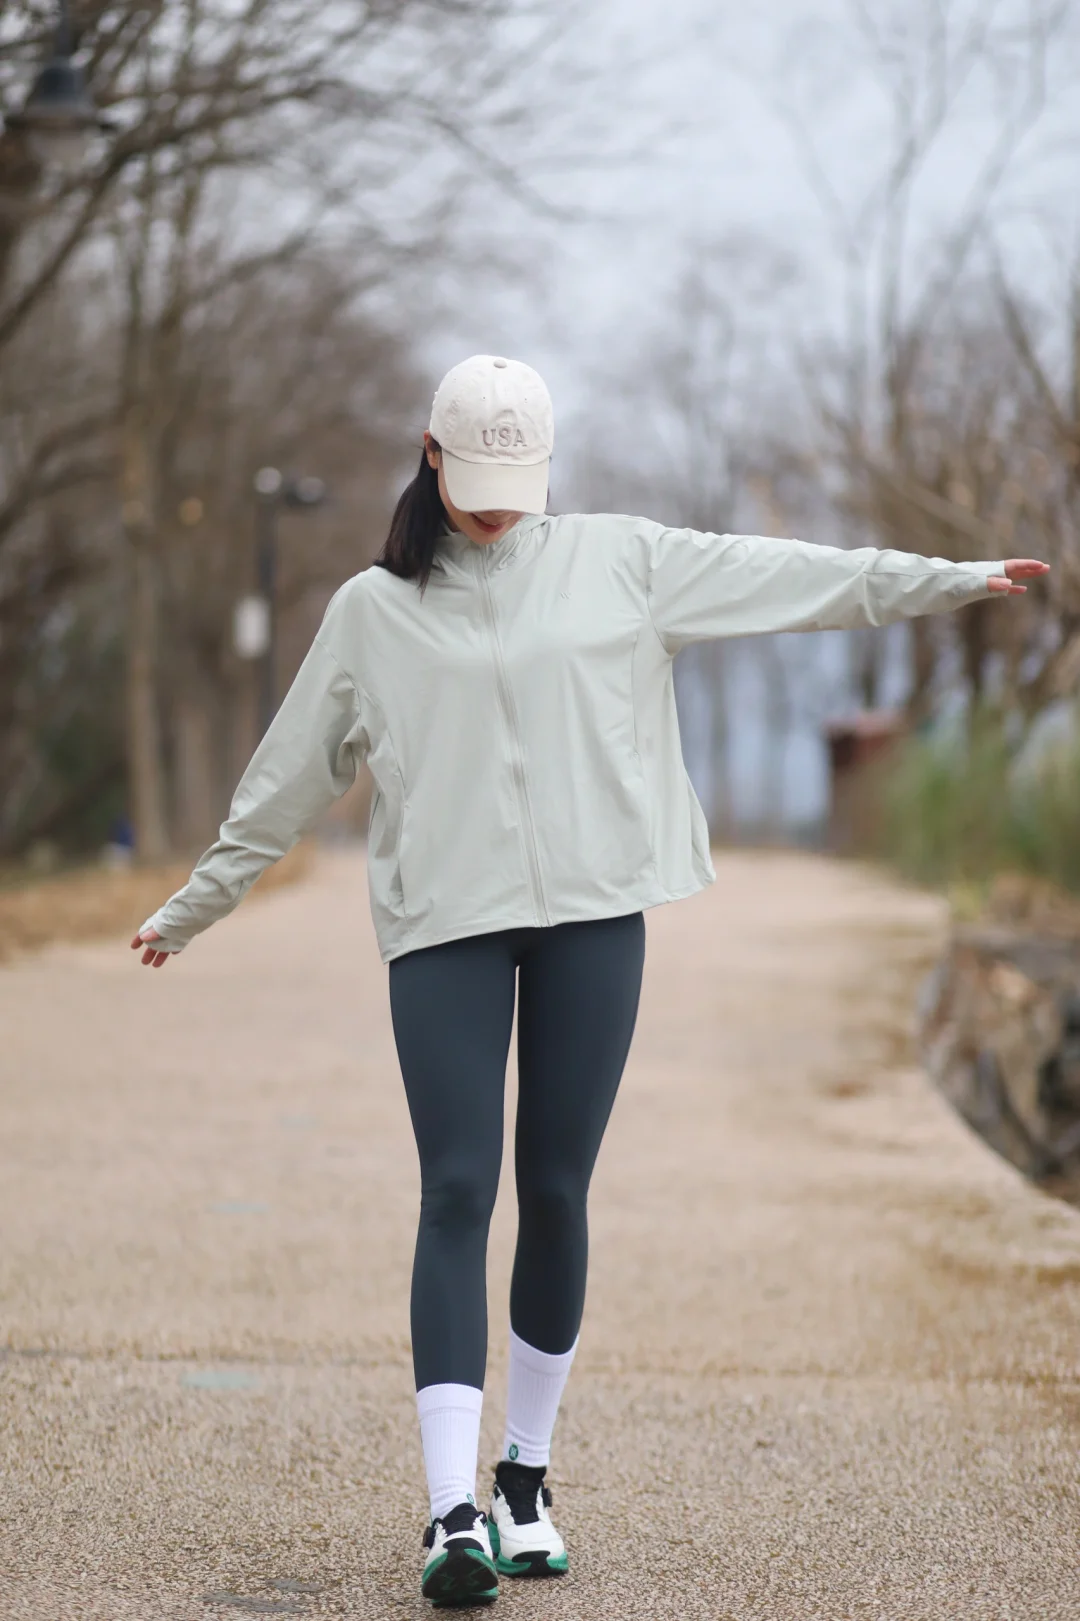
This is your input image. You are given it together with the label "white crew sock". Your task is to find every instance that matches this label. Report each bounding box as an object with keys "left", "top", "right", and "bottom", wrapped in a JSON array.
[
  {"left": 416, "top": 1383, "right": 484, "bottom": 1521},
  {"left": 500, "top": 1328, "right": 578, "bottom": 1469}
]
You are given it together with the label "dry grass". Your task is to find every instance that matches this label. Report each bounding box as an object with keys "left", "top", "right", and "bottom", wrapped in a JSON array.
[
  {"left": 979, "top": 869, "right": 1080, "bottom": 939},
  {"left": 0, "top": 841, "right": 315, "bottom": 964}
]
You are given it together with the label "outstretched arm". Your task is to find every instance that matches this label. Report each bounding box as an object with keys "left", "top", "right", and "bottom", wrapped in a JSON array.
[
  {"left": 131, "top": 601, "right": 367, "bottom": 967},
  {"left": 644, "top": 525, "right": 1046, "bottom": 652}
]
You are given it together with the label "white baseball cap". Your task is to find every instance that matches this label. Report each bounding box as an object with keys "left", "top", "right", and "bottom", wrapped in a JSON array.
[{"left": 429, "top": 354, "right": 553, "bottom": 514}]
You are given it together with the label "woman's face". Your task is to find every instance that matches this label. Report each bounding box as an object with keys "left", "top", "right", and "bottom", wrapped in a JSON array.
[{"left": 424, "top": 432, "right": 523, "bottom": 546}]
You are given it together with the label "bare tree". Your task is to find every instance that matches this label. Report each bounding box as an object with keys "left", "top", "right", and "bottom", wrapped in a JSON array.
[
  {"left": 0, "top": 0, "right": 619, "bottom": 860},
  {"left": 0, "top": 235, "right": 422, "bottom": 859},
  {"left": 988, "top": 248, "right": 1080, "bottom": 712},
  {"left": 773, "top": 0, "right": 1073, "bottom": 721}
]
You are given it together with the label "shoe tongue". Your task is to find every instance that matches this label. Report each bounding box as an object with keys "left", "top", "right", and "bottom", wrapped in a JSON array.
[
  {"left": 497, "top": 1459, "right": 546, "bottom": 1486},
  {"left": 496, "top": 1461, "right": 545, "bottom": 1523},
  {"left": 441, "top": 1501, "right": 480, "bottom": 1535}
]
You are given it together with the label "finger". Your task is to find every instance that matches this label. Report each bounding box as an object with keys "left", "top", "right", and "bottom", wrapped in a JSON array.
[
  {"left": 131, "top": 934, "right": 143, "bottom": 949},
  {"left": 1004, "top": 559, "right": 1050, "bottom": 578},
  {"left": 141, "top": 946, "right": 158, "bottom": 965},
  {"left": 988, "top": 578, "right": 1026, "bottom": 594},
  {"left": 152, "top": 952, "right": 169, "bottom": 968}
]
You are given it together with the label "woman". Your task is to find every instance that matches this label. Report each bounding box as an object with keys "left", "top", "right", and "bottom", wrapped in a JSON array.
[{"left": 133, "top": 354, "right": 1046, "bottom": 1609}]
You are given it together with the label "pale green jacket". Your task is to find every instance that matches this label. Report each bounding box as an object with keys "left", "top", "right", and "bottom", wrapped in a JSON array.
[{"left": 143, "top": 513, "right": 1002, "bottom": 962}]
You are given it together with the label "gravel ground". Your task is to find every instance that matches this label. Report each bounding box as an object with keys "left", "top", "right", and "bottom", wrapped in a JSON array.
[{"left": 2, "top": 848, "right": 1078, "bottom": 1620}]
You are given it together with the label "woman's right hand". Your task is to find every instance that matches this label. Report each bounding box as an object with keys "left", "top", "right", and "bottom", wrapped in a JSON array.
[{"left": 130, "top": 927, "right": 172, "bottom": 968}]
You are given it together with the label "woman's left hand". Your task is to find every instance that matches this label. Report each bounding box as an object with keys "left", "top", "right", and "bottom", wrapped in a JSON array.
[
  {"left": 130, "top": 926, "right": 172, "bottom": 968},
  {"left": 987, "top": 560, "right": 1050, "bottom": 595}
]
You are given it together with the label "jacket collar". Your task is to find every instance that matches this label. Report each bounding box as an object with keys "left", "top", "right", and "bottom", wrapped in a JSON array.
[{"left": 437, "top": 513, "right": 547, "bottom": 574}]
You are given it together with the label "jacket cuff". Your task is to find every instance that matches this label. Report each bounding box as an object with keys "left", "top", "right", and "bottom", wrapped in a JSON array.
[
  {"left": 138, "top": 912, "right": 187, "bottom": 953},
  {"left": 973, "top": 560, "right": 1006, "bottom": 591}
]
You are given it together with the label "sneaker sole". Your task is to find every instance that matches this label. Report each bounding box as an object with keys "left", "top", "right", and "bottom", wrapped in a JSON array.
[
  {"left": 489, "top": 1523, "right": 567, "bottom": 1577},
  {"left": 422, "top": 1546, "right": 499, "bottom": 1608},
  {"left": 495, "top": 1549, "right": 568, "bottom": 1577}
]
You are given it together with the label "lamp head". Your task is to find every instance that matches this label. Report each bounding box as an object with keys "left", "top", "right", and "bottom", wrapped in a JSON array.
[{"left": 6, "top": 49, "right": 112, "bottom": 173}]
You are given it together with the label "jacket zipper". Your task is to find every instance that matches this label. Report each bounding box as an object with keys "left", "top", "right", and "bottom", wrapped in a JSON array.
[{"left": 476, "top": 548, "right": 551, "bottom": 926}]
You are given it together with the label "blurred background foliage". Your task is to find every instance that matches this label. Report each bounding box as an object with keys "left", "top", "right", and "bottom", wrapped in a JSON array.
[{"left": 885, "top": 716, "right": 1080, "bottom": 895}]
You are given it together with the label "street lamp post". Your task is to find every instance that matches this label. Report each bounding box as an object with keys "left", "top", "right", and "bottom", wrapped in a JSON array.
[
  {"left": 1, "top": 1, "right": 114, "bottom": 289},
  {"left": 238, "top": 468, "right": 328, "bottom": 738},
  {"left": 253, "top": 466, "right": 284, "bottom": 740}
]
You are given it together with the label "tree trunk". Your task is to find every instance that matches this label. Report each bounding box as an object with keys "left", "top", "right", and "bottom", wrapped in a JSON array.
[
  {"left": 707, "top": 638, "right": 732, "bottom": 841},
  {"left": 123, "top": 416, "right": 169, "bottom": 864},
  {"left": 758, "top": 637, "right": 791, "bottom": 841},
  {"left": 173, "top": 684, "right": 218, "bottom": 852},
  {"left": 851, "top": 625, "right": 887, "bottom": 711},
  {"left": 959, "top": 598, "right": 985, "bottom": 711},
  {"left": 906, "top": 617, "right": 937, "bottom": 725}
]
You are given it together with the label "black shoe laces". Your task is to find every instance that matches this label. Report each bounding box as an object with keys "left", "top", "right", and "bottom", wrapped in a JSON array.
[
  {"left": 495, "top": 1460, "right": 552, "bottom": 1525},
  {"left": 423, "top": 1501, "right": 486, "bottom": 1548}
]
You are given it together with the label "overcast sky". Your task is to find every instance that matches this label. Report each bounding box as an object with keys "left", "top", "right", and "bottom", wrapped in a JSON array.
[{"left": 426, "top": 0, "right": 1080, "bottom": 449}]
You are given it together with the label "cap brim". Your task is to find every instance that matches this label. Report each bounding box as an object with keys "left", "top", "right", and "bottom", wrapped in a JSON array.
[{"left": 441, "top": 451, "right": 549, "bottom": 516}]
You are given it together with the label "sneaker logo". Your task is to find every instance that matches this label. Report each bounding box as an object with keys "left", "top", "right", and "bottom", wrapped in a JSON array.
[
  {"left": 508, "top": 1444, "right": 519, "bottom": 1461},
  {"left": 467, "top": 1493, "right": 475, "bottom": 1505}
]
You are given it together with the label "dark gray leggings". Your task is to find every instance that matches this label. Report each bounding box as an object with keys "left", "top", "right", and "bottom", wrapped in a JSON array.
[{"left": 389, "top": 912, "right": 646, "bottom": 1391}]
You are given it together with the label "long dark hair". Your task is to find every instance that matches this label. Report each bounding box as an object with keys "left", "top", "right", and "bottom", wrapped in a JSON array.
[{"left": 374, "top": 439, "right": 448, "bottom": 589}]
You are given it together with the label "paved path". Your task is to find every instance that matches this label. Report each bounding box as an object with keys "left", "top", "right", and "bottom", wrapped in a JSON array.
[{"left": 2, "top": 849, "right": 1079, "bottom": 1620}]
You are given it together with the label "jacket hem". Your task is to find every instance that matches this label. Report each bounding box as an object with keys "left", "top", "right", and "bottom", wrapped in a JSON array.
[{"left": 376, "top": 874, "right": 717, "bottom": 963}]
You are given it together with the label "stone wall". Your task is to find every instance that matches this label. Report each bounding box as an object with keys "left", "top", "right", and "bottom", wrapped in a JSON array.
[{"left": 917, "top": 877, "right": 1080, "bottom": 1205}]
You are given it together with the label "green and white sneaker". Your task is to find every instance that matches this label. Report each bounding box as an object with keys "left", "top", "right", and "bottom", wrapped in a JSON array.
[
  {"left": 488, "top": 1460, "right": 568, "bottom": 1577},
  {"left": 421, "top": 1501, "right": 498, "bottom": 1608}
]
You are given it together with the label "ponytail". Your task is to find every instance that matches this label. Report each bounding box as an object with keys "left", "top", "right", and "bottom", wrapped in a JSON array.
[{"left": 374, "top": 440, "right": 447, "bottom": 589}]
